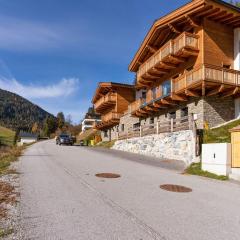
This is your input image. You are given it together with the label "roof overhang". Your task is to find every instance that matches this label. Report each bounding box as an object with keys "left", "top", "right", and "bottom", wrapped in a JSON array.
[
  {"left": 129, "top": 0, "right": 240, "bottom": 72},
  {"left": 92, "top": 82, "right": 134, "bottom": 103}
]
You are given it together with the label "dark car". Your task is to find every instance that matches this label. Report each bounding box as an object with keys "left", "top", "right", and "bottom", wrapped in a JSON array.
[{"left": 56, "top": 134, "right": 73, "bottom": 146}]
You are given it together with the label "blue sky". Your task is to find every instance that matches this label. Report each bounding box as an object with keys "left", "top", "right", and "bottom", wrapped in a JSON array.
[{"left": 0, "top": 0, "right": 189, "bottom": 123}]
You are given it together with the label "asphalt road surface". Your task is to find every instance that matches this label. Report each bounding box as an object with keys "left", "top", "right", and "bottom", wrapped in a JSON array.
[{"left": 18, "top": 140, "right": 240, "bottom": 240}]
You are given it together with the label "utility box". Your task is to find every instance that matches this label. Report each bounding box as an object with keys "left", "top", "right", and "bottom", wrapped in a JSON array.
[{"left": 202, "top": 143, "right": 231, "bottom": 176}]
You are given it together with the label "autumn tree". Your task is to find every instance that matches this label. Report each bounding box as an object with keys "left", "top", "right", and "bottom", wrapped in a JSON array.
[
  {"left": 32, "top": 122, "right": 39, "bottom": 133},
  {"left": 56, "top": 112, "right": 65, "bottom": 129}
]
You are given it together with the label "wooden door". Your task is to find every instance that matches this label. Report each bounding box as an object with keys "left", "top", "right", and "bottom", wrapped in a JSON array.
[{"left": 232, "top": 132, "right": 240, "bottom": 168}]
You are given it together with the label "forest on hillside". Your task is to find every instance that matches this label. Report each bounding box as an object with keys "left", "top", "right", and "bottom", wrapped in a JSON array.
[{"left": 0, "top": 88, "right": 53, "bottom": 131}]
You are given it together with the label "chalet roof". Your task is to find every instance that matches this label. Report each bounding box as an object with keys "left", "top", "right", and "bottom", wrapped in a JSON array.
[
  {"left": 129, "top": 0, "right": 240, "bottom": 72},
  {"left": 92, "top": 82, "right": 134, "bottom": 103}
]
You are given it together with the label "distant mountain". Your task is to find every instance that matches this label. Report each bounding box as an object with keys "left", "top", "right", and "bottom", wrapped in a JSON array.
[{"left": 0, "top": 88, "right": 54, "bottom": 131}]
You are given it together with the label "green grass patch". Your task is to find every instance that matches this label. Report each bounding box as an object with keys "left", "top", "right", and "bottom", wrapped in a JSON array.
[
  {"left": 96, "top": 140, "right": 116, "bottom": 148},
  {"left": 0, "top": 126, "right": 16, "bottom": 146},
  {"left": 203, "top": 118, "right": 240, "bottom": 144},
  {"left": 185, "top": 162, "right": 228, "bottom": 181},
  {"left": 0, "top": 228, "right": 14, "bottom": 237}
]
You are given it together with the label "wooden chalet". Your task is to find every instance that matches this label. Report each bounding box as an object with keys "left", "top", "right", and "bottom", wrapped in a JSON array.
[
  {"left": 92, "top": 82, "right": 135, "bottom": 132},
  {"left": 128, "top": 0, "right": 240, "bottom": 125}
]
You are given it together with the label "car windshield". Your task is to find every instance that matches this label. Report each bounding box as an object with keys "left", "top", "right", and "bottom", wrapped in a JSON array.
[{"left": 60, "top": 135, "right": 70, "bottom": 138}]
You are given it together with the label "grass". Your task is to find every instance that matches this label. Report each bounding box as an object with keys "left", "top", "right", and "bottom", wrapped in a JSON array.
[
  {"left": 203, "top": 118, "right": 240, "bottom": 143},
  {"left": 96, "top": 140, "right": 116, "bottom": 148},
  {"left": 0, "top": 228, "right": 14, "bottom": 237},
  {"left": 0, "top": 146, "right": 24, "bottom": 175},
  {"left": 185, "top": 162, "right": 228, "bottom": 181},
  {"left": 0, "top": 126, "right": 16, "bottom": 146}
]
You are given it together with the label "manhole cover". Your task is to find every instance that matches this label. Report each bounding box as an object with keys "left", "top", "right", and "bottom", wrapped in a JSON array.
[
  {"left": 95, "top": 173, "right": 121, "bottom": 178},
  {"left": 160, "top": 184, "right": 192, "bottom": 193}
]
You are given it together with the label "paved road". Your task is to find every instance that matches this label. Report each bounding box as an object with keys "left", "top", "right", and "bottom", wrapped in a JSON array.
[{"left": 19, "top": 140, "right": 240, "bottom": 240}]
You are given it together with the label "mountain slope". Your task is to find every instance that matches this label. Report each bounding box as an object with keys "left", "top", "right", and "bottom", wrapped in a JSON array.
[{"left": 0, "top": 88, "right": 54, "bottom": 131}]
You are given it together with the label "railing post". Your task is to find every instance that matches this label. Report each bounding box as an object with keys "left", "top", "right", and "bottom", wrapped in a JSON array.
[
  {"left": 222, "top": 69, "right": 224, "bottom": 83},
  {"left": 157, "top": 121, "right": 159, "bottom": 134},
  {"left": 202, "top": 64, "right": 205, "bottom": 80},
  {"left": 140, "top": 125, "right": 142, "bottom": 137},
  {"left": 171, "top": 118, "right": 174, "bottom": 132}
]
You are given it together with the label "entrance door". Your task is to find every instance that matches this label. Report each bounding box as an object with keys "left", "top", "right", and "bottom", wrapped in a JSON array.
[
  {"left": 235, "top": 98, "right": 240, "bottom": 119},
  {"left": 232, "top": 132, "right": 240, "bottom": 168}
]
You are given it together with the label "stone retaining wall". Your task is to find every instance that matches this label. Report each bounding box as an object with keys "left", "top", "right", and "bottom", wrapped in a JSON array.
[{"left": 112, "top": 130, "right": 197, "bottom": 165}]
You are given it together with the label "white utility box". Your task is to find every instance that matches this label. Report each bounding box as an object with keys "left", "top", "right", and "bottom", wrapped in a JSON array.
[{"left": 202, "top": 143, "right": 232, "bottom": 176}]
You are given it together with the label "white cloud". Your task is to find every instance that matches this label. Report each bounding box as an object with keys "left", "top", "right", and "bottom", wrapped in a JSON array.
[
  {"left": 0, "top": 16, "right": 68, "bottom": 51},
  {"left": 0, "top": 77, "right": 80, "bottom": 99}
]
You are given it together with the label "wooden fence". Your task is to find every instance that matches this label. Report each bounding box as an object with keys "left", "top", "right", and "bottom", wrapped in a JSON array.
[{"left": 117, "top": 115, "right": 194, "bottom": 140}]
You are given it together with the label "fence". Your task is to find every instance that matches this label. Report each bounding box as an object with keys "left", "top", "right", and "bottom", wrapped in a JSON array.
[{"left": 118, "top": 115, "right": 194, "bottom": 140}]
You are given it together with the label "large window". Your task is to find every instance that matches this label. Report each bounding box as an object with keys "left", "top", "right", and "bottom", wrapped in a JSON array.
[
  {"left": 151, "top": 87, "right": 156, "bottom": 100},
  {"left": 162, "top": 80, "right": 171, "bottom": 97}
]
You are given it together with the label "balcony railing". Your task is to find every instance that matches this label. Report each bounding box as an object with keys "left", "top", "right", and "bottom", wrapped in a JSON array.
[
  {"left": 101, "top": 111, "right": 123, "bottom": 122},
  {"left": 130, "top": 64, "right": 240, "bottom": 115},
  {"left": 94, "top": 92, "right": 117, "bottom": 111},
  {"left": 173, "top": 64, "right": 240, "bottom": 93},
  {"left": 137, "top": 32, "right": 199, "bottom": 81}
]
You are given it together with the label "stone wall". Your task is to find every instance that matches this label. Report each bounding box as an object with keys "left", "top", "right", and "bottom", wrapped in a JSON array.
[
  {"left": 112, "top": 130, "right": 197, "bottom": 165},
  {"left": 203, "top": 96, "right": 235, "bottom": 128}
]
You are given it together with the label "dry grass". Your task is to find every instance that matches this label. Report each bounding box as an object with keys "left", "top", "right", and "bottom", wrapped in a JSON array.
[{"left": 0, "top": 181, "right": 17, "bottom": 219}]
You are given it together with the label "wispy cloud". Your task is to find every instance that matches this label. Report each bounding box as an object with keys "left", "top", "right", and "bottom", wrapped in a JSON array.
[
  {"left": 0, "top": 15, "right": 67, "bottom": 51},
  {"left": 0, "top": 77, "right": 80, "bottom": 99}
]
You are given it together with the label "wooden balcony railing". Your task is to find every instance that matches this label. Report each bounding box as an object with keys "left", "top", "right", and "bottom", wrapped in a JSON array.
[
  {"left": 94, "top": 92, "right": 117, "bottom": 111},
  {"left": 173, "top": 64, "right": 240, "bottom": 93},
  {"left": 137, "top": 32, "right": 199, "bottom": 81},
  {"left": 101, "top": 111, "right": 123, "bottom": 122},
  {"left": 131, "top": 64, "right": 240, "bottom": 115}
]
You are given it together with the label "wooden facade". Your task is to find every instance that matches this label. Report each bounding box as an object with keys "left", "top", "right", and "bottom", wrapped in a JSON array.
[
  {"left": 92, "top": 82, "right": 135, "bottom": 130},
  {"left": 129, "top": 0, "right": 240, "bottom": 117}
]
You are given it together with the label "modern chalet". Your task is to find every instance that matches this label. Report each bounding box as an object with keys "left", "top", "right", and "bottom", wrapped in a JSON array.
[
  {"left": 92, "top": 82, "right": 135, "bottom": 141},
  {"left": 126, "top": 0, "right": 240, "bottom": 133}
]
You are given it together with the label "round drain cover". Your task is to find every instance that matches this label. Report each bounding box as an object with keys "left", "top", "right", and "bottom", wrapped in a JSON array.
[
  {"left": 95, "top": 173, "right": 121, "bottom": 178},
  {"left": 160, "top": 184, "right": 192, "bottom": 193}
]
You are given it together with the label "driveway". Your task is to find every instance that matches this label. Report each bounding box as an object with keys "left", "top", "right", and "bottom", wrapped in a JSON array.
[{"left": 18, "top": 140, "right": 240, "bottom": 240}]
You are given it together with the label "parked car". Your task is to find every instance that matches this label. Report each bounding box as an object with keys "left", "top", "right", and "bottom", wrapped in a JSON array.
[
  {"left": 56, "top": 134, "right": 73, "bottom": 146},
  {"left": 79, "top": 140, "right": 84, "bottom": 146}
]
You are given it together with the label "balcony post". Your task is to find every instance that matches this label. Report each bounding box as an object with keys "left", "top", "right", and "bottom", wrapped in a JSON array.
[
  {"left": 140, "top": 125, "right": 142, "bottom": 137},
  {"left": 171, "top": 118, "right": 174, "bottom": 132},
  {"left": 222, "top": 69, "right": 224, "bottom": 83},
  {"left": 156, "top": 121, "right": 159, "bottom": 134}
]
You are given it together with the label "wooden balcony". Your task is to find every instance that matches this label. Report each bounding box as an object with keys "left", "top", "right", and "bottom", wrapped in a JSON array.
[
  {"left": 131, "top": 64, "right": 240, "bottom": 117},
  {"left": 95, "top": 112, "right": 123, "bottom": 130},
  {"left": 137, "top": 32, "right": 199, "bottom": 86},
  {"left": 94, "top": 92, "right": 117, "bottom": 112}
]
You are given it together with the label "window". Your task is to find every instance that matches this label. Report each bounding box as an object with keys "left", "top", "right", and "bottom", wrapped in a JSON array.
[
  {"left": 133, "top": 122, "right": 140, "bottom": 130},
  {"left": 162, "top": 80, "right": 171, "bottom": 97},
  {"left": 152, "top": 87, "right": 156, "bottom": 99},
  {"left": 168, "top": 112, "right": 176, "bottom": 119},
  {"left": 121, "top": 124, "right": 125, "bottom": 132},
  {"left": 104, "top": 130, "right": 108, "bottom": 137},
  {"left": 181, "top": 107, "right": 188, "bottom": 117},
  {"left": 149, "top": 117, "right": 154, "bottom": 128},
  {"left": 142, "top": 91, "right": 147, "bottom": 100},
  {"left": 186, "top": 66, "right": 193, "bottom": 72},
  {"left": 222, "top": 64, "right": 231, "bottom": 69}
]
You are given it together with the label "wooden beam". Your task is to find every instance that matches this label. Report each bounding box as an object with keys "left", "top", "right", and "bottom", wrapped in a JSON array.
[
  {"left": 139, "top": 77, "right": 153, "bottom": 83},
  {"left": 139, "top": 109, "right": 149, "bottom": 114},
  {"left": 135, "top": 111, "right": 147, "bottom": 117},
  {"left": 206, "top": 84, "right": 225, "bottom": 96},
  {"left": 169, "top": 55, "right": 185, "bottom": 63},
  {"left": 168, "top": 23, "right": 180, "bottom": 34},
  {"left": 145, "top": 106, "right": 159, "bottom": 112},
  {"left": 202, "top": 81, "right": 206, "bottom": 96},
  {"left": 221, "top": 87, "right": 239, "bottom": 98},
  {"left": 171, "top": 93, "right": 187, "bottom": 101},
  {"left": 195, "top": 7, "right": 219, "bottom": 18},
  {"left": 185, "top": 15, "right": 200, "bottom": 27},
  {"left": 160, "top": 62, "right": 177, "bottom": 69},
  {"left": 225, "top": 17, "right": 240, "bottom": 25},
  {"left": 145, "top": 72, "right": 161, "bottom": 79},
  {"left": 161, "top": 99, "right": 177, "bottom": 105},
  {"left": 153, "top": 102, "right": 167, "bottom": 109},
  {"left": 146, "top": 45, "right": 157, "bottom": 54},
  {"left": 208, "top": 10, "right": 227, "bottom": 20},
  {"left": 185, "top": 89, "right": 200, "bottom": 97},
  {"left": 204, "top": 8, "right": 221, "bottom": 18},
  {"left": 215, "top": 13, "right": 234, "bottom": 22},
  {"left": 152, "top": 67, "right": 169, "bottom": 74}
]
